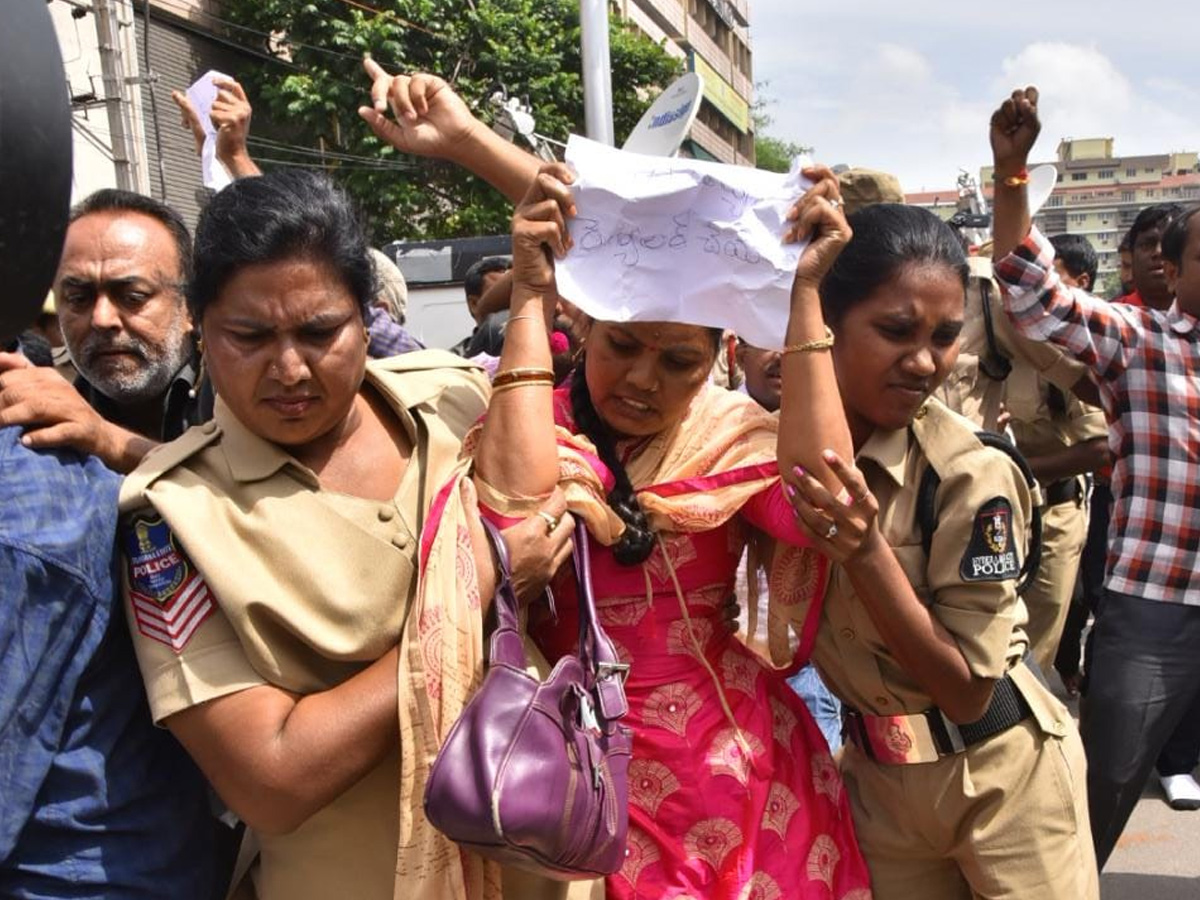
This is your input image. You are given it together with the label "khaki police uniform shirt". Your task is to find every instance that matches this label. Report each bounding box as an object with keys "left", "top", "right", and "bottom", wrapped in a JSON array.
[
  {"left": 811, "top": 400, "right": 1066, "bottom": 737},
  {"left": 1005, "top": 366, "right": 1108, "bottom": 458},
  {"left": 938, "top": 257, "right": 1093, "bottom": 433},
  {"left": 118, "top": 352, "right": 488, "bottom": 900}
]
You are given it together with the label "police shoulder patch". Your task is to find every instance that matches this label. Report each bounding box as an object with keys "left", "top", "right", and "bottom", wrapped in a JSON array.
[
  {"left": 959, "top": 496, "right": 1021, "bottom": 583},
  {"left": 123, "top": 514, "right": 214, "bottom": 653}
]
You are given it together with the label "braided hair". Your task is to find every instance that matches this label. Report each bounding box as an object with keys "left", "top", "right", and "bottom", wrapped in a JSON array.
[{"left": 569, "top": 363, "right": 657, "bottom": 565}]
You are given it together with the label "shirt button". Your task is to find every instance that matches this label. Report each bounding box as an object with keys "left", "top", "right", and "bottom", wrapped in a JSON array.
[
  {"left": 839, "top": 628, "right": 855, "bottom": 641},
  {"left": 391, "top": 533, "right": 410, "bottom": 550},
  {"left": 875, "top": 696, "right": 890, "bottom": 707},
  {"left": 378, "top": 506, "right": 395, "bottom": 522}
]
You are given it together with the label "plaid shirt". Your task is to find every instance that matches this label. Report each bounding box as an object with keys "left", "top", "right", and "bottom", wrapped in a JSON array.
[{"left": 995, "top": 227, "right": 1200, "bottom": 606}]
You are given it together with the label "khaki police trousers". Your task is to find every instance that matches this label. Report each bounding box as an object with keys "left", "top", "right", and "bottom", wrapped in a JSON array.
[
  {"left": 840, "top": 718, "right": 1098, "bottom": 899},
  {"left": 1023, "top": 491, "right": 1088, "bottom": 675}
]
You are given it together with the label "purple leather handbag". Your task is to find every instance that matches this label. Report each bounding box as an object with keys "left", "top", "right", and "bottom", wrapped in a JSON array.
[{"left": 423, "top": 520, "right": 633, "bottom": 879}]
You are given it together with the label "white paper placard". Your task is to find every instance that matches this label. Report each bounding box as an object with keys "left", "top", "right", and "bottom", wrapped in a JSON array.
[
  {"left": 556, "top": 135, "right": 810, "bottom": 350},
  {"left": 185, "top": 70, "right": 234, "bottom": 191}
]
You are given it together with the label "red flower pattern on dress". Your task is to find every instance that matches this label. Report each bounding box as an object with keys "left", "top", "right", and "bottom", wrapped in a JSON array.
[
  {"left": 667, "top": 618, "right": 714, "bottom": 659},
  {"left": 811, "top": 751, "right": 842, "bottom": 805},
  {"left": 707, "top": 727, "right": 765, "bottom": 786},
  {"left": 768, "top": 545, "right": 821, "bottom": 607},
  {"left": 645, "top": 533, "right": 699, "bottom": 583},
  {"left": 596, "top": 592, "right": 652, "bottom": 628},
  {"left": 689, "top": 581, "right": 731, "bottom": 610},
  {"left": 618, "top": 827, "right": 660, "bottom": 888},
  {"left": 806, "top": 834, "right": 840, "bottom": 888},
  {"left": 684, "top": 817, "right": 742, "bottom": 871},
  {"left": 769, "top": 696, "right": 798, "bottom": 747},
  {"left": 419, "top": 604, "right": 443, "bottom": 701},
  {"left": 641, "top": 683, "right": 702, "bottom": 737},
  {"left": 720, "top": 648, "right": 760, "bottom": 697},
  {"left": 761, "top": 782, "right": 801, "bottom": 840},
  {"left": 737, "top": 872, "right": 783, "bottom": 900},
  {"left": 628, "top": 759, "right": 681, "bottom": 817},
  {"left": 455, "top": 524, "right": 480, "bottom": 610}
]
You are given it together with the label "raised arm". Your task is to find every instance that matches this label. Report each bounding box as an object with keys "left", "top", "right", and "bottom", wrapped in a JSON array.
[
  {"left": 988, "top": 86, "right": 1040, "bottom": 261},
  {"left": 777, "top": 166, "right": 855, "bottom": 495},
  {"left": 472, "top": 164, "right": 574, "bottom": 501},
  {"left": 359, "top": 62, "right": 540, "bottom": 205}
]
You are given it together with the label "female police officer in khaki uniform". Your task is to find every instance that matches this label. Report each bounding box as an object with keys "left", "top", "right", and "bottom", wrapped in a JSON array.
[
  {"left": 780, "top": 200, "right": 1099, "bottom": 899},
  {"left": 117, "top": 169, "right": 573, "bottom": 900}
]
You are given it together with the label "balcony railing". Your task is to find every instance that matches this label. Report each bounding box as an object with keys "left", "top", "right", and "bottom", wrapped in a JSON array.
[
  {"left": 685, "top": 20, "right": 733, "bottom": 81},
  {"left": 632, "top": 0, "right": 685, "bottom": 38}
]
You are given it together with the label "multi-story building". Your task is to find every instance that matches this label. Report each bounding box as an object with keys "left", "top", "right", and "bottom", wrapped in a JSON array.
[
  {"left": 908, "top": 138, "right": 1200, "bottom": 293},
  {"left": 620, "top": 0, "right": 754, "bottom": 165}
]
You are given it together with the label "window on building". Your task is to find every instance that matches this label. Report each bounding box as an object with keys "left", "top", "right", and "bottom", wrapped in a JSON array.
[
  {"left": 1072, "top": 172, "right": 1088, "bottom": 181},
  {"left": 1098, "top": 169, "right": 1114, "bottom": 178},
  {"left": 1126, "top": 167, "right": 1137, "bottom": 177},
  {"left": 1122, "top": 190, "right": 1135, "bottom": 201}
]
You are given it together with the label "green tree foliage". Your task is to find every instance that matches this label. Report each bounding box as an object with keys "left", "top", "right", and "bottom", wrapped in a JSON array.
[{"left": 222, "top": 0, "right": 681, "bottom": 241}]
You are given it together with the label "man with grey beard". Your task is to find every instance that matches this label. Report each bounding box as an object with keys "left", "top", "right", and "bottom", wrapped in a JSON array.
[{"left": 0, "top": 191, "right": 209, "bottom": 473}]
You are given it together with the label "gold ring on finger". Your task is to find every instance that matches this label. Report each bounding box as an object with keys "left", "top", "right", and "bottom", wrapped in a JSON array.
[{"left": 537, "top": 511, "right": 560, "bottom": 535}]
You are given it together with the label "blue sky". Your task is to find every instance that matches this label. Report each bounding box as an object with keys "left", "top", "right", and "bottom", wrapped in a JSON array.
[{"left": 749, "top": 1, "right": 1200, "bottom": 192}]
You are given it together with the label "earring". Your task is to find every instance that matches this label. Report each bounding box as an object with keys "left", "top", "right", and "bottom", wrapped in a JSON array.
[{"left": 363, "top": 327, "right": 371, "bottom": 345}]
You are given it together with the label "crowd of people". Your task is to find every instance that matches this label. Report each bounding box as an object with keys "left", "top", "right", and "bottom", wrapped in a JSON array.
[{"left": 2, "top": 54, "right": 1198, "bottom": 900}]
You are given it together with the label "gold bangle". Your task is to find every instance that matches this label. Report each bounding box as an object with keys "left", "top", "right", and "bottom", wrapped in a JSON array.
[
  {"left": 491, "top": 377, "right": 555, "bottom": 394},
  {"left": 781, "top": 327, "right": 834, "bottom": 355},
  {"left": 506, "top": 314, "right": 547, "bottom": 328},
  {"left": 492, "top": 367, "right": 555, "bottom": 389}
]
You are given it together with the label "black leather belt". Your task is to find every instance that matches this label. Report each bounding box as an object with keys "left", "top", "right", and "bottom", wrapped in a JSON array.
[
  {"left": 1043, "top": 478, "right": 1083, "bottom": 507},
  {"left": 843, "top": 673, "right": 1033, "bottom": 764}
]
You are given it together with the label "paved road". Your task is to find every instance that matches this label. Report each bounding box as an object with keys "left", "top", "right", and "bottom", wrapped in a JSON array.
[
  {"left": 1101, "top": 776, "right": 1200, "bottom": 899},
  {"left": 1054, "top": 690, "right": 1200, "bottom": 899}
]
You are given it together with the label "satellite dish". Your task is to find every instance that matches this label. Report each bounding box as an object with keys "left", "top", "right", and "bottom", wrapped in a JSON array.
[
  {"left": 621, "top": 72, "right": 703, "bottom": 158},
  {"left": 0, "top": 1, "right": 72, "bottom": 343},
  {"left": 1028, "top": 164, "right": 1058, "bottom": 216}
]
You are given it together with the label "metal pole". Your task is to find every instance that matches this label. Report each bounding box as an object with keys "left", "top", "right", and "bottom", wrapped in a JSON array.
[
  {"left": 93, "top": 0, "right": 141, "bottom": 190},
  {"left": 579, "top": 0, "right": 614, "bottom": 145}
]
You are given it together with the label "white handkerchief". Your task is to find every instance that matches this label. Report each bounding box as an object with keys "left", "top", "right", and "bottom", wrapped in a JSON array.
[{"left": 185, "top": 70, "right": 234, "bottom": 191}]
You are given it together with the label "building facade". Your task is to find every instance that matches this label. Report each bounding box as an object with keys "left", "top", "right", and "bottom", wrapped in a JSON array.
[
  {"left": 908, "top": 138, "right": 1200, "bottom": 294},
  {"left": 620, "top": 0, "right": 755, "bottom": 165}
]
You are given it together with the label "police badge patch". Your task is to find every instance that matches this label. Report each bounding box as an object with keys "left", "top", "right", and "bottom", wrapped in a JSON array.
[
  {"left": 960, "top": 497, "right": 1021, "bottom": 582},
  {"left": 124, "top": 514, "right": 214, "bottom": 652}
]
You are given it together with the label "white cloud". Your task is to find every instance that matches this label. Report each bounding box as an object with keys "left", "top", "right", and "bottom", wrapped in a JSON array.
[{"left": 749, "top": 1, "right": 1200, "bottom": 191}]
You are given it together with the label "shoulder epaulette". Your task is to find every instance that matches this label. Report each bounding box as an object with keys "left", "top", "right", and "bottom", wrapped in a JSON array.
[{"left": 118, "top": 421, "right": 222, "bottom": 510}]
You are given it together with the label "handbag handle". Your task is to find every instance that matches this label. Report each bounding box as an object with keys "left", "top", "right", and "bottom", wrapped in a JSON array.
[
  {"left": 479, "top": 518, "right": 629, "bottom": 716},
  {"left": 479, "top": 518, "right": 527, "bottom": 669}
]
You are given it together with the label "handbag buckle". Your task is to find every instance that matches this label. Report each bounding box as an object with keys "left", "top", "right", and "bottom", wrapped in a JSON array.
[{"left": 596, "top": 661, "right": 630, "bottom": 683}]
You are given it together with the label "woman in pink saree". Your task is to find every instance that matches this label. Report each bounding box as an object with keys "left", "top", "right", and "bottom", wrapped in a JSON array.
[{"left": 467, "top": 163, "right": 875, "bottom": 899}]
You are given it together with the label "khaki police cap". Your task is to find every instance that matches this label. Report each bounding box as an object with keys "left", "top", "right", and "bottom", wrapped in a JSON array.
[{"left": 838, "top": 168, "right": 905, "bottom": 215}]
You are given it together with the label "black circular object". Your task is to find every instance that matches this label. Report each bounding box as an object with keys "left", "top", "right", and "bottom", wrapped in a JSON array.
[{"left": 0, "top": 1, "right": 73, "bottom": 343}]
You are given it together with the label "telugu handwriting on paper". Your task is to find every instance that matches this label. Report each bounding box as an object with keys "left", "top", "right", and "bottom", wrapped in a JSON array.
[{"left": 555, "top": 136, "right": 810, "bottom": 350}]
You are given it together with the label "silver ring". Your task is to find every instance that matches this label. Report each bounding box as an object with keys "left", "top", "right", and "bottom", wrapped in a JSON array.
[
  {"left": 828, "top": 198, "right": 842, "bottom": 210},
  {"left": 825, "top": 522, "right": 839, "bottom": 540},
  {"left": 536, "top": 511, "right": 560, "bottom": 534}
]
